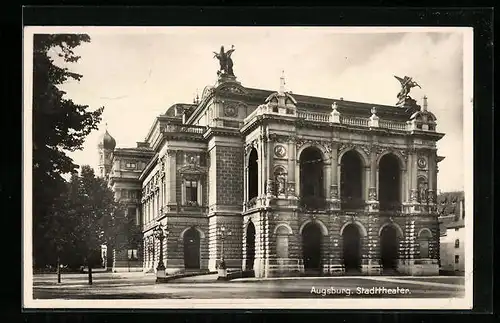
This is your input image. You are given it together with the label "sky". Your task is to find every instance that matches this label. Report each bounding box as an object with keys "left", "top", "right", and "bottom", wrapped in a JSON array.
[{"left": 42, "top": 27, "right": 468, "bottom": 192}]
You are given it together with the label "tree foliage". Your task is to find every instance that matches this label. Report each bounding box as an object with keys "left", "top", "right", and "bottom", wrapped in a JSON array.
[
  {"left": 32, "top": 34, "right": 104, "bottom": 268},
  {"left": 44, "top": 165, "right": 125, "bottom": 269}
]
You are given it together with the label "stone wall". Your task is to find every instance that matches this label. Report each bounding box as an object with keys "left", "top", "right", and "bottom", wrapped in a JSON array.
[
  {"left": 215, "top": 145, "right": 244, "bottom": 206},
  {"left": 208, "top": 215, "right": 243, "bottom": 271}
]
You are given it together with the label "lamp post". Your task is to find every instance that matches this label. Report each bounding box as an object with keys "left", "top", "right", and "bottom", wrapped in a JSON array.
[
  {"left": 217, "top": 225, "right": 232, "bottom": 280},
  {"left": 56, "top": 245, "right": 62, "bottom": 284},
  {"left": 154, "top": 223, "right": 169, "bottom": 281}
]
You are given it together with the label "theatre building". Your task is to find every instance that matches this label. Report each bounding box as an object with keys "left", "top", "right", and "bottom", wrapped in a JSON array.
[{"left": 99, "top": 65, "right": 445, "bottom": 276}]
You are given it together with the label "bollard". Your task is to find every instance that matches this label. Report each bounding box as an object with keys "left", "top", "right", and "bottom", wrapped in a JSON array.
[{"left": 57, "top": 257, "right": 61, "bottom": 284}]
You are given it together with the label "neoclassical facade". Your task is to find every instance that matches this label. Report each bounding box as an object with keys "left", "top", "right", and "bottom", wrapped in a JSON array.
[{"left": 101, "top": 68, "right": 445, "bottom": 277}]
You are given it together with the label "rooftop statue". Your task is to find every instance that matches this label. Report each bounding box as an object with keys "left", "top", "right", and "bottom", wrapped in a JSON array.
[
  {"left": 394, "top": 75, "right": 422, "bottom": 114},
  {"left": 213, "top": 45, "right": 235, "bottom": 77}
]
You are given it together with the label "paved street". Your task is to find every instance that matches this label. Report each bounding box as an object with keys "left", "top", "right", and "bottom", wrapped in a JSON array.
[{"left": 32, "top": 273, "right": 465, "bottom": 299}]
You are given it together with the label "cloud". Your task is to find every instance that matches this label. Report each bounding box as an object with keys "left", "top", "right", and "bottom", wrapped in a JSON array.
[{"left": 58, "top": 28, "right": 465, "bottom": 191}]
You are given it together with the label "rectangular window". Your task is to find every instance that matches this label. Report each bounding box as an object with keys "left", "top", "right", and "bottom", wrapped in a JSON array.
[
  {"left": 126, "top": 162, "right": 137, "bottom": 169},
  {"left": 454, "top": 255, "right": 459, "bottom": 264},
  {"left": 128, "top": 249, "right": 138, "bottom": 260},
  {"left": 455, "top": 239, "right": 460, "bottom": 248},
  {"left": 186, "top": 180, "right": 198, "bottom": 205}
]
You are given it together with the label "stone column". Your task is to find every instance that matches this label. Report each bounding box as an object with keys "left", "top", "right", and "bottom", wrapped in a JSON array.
[
  {"left": 366, "top": 148, "right": 379, "bottom": 212},
  {"left": 329, "top": 143, "right": 340, "bottom": 210},
  {"left": 324, "top": 162, "right": 331, "bottom": 202},
  {"left": 167, "top": 150, "right": 177, "bottom": 210}
]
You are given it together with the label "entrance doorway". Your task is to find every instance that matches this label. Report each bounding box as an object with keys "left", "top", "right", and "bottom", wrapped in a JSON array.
[
  {"left": 380, "top": 225, "right": 399, "bottom": 272},
  {"left": 245, "top": 221, "right": 256, "bottom": 271},
  {"left": 342, "top": 224, "right": 362, "bottom": 273},
  {"left": 183, "top": 227, "right": 200, "bottom": 269},
  {"left": 302, "top": 222, "right": 322, "bottom": 274}
]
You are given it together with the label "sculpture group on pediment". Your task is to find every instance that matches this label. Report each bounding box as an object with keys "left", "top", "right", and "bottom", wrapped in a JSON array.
[{"left": 184, "top": 152, "right": 200, "bottom": 166}]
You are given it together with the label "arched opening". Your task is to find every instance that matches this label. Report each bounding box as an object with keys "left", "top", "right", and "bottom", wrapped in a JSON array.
[
  {"left": 183, "top": 227, "right": 200, "bottom": 270},
  {"left": 342, "top": 224, "right": 362, "bottom": 273},
  {"left": 299, "top": 147, "right": 325, "bottom": 209},
  {"left": 340, "top": 150, "right": 364, "bottom": 210},
  {"left": 380, "top": 225, "right": 399, "bottom": 272},
  {"left": 245, "top": 221, "right": 256, "bottom": 271},
  {"left": 275, "top": 225, "right": 290, "bottom": 259},
  {"left": 248, "top": 148, "right": 258, "bottom": 204},
  {"left": 418, "top": 229, "right": 432, "bottom": 258},
  {"left": 379, "top": 154, "right": 402, "bottom": 211},
  {"left": 302, "top": 222, "right": 323, "bottom": 274}
]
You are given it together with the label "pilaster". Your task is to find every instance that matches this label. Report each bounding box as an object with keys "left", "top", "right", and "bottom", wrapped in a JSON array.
[
  {"left": 265, "top": 131, "right": 275, "bottom": 205},
  {"left": 366, "top": 147, "right": 379, "bottom": 212},
  {"left": 166, "top": 150, "right": 177, "bottom": 211},
  {"left": 365, "top": 214, "right": 381, "bottom": 274},
  {"left": 329, "top": 142, "right": 340, "bottom": 210}
]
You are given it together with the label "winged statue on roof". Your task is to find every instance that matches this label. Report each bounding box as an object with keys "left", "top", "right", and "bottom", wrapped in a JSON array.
[
  {"left": 394, "top": 75, "right": 421, "bottom": 104},
  {"left": 213, "top": 45, "right": 235, "bottom": 76},
  {"left": 394, "top": 75, "right": 423, "bottom": 115}
]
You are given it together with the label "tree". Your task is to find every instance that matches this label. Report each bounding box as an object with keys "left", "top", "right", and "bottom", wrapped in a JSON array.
[
  {"left": 46, "top": 165, "right": 123, "bottom": 277},
  {"left": 32, "top": 34, "right": 104, "bottom": 268},
  {"left": 77, "top": 166, "right": 118, "bottom": 271}
]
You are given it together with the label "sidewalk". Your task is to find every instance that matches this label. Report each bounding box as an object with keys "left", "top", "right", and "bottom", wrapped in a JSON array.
[{"left": 231, "top": 275, "right": 464, "bottom": 286}]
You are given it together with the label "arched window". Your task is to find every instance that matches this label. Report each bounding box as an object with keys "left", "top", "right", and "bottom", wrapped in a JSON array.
[
  {"left": 340, "top": 150, "right": 364, "bottom": 210},
  {"left": 247, "top": 148, "right": 258, "bottom": 203},
  {"left": 379, "top": 153, "right": 402, "bottom": 211},
  {"left": 299, "top": 147, "right": 325, "bottom": 209}
]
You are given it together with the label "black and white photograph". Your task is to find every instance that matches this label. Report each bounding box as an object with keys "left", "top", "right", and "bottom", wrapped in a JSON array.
[{"left": 23, "top": 26, "right": 473, "bottom": 309}]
